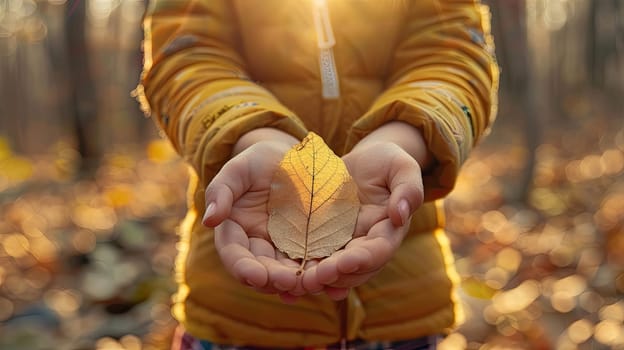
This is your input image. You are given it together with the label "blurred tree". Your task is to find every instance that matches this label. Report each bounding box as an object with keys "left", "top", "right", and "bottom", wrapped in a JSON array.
[
  {"left": 65, "top": 0, "right": 101, "bottom": 174},
  {"left": 0, "top": 8, "right": 24, "bottom": 149},
  {"left": 487, "top": 0, "right": 541, "bottom": 203},
  {"left": 587, "top": 0, "right": 620, "bottom": 89}
]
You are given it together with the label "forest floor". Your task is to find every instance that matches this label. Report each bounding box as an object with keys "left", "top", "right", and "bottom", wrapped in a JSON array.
[{"left": 0, "top": 113, "right": 623, "bottom": 350}]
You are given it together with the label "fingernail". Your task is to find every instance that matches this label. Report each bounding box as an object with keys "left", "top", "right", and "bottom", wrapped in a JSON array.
[
  {"left": 202, "top": 202, "right": 216, "bottom": 223},
  {"left": 340, "top": 262, "right": 359, "bottom": 274},
  {"left": 274, "top": 282, "right": 289, "bottom": 291},
  {"left": 245, "top": 279, "right": 258, "bottom": 288},
  {"left": 398, "top": 199, "right": 410, "bottom": 226},
  {"left": 311, "top": 289, "right": 324, "bottom": 295}
]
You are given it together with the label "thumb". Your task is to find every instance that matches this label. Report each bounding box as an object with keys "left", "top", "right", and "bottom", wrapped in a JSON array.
[
  {"left": 387, "top": 156, "right": 424, "bottom": 227},
  {"left": 202, "top": 157, "right": 249, "bottom": 227}
]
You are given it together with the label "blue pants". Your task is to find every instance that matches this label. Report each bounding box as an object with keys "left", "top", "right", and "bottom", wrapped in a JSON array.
[{"left": 172, "top": 326, "right": 441, "bottom": 350}]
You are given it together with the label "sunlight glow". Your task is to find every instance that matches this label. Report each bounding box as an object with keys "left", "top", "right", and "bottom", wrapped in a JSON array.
[
  {"left": 493, "top": 280, "right": 540, "bottom": 314},
  {"left": 2, "top": 233, "right": 30, "bottom": 258},
  {"left": 44, "top": 289, "right": 81, "bottom": 317},
  {"left": 88, "top": 0, "right": 120, "bottom": 24},
  {"left": 544, "top": 0, "right": 568, "bottom": 31},
  {"left": 568, "top": 319, "right": 593, "bottom": 344}
]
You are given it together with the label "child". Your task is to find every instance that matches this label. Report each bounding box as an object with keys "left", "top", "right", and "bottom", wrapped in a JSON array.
[{"left": 136, "top": 0, "right": 499, "bottom": 349}]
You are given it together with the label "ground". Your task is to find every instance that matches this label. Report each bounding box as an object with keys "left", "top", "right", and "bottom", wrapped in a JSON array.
[{"left": 0, "top": 116, "right": 623, "bottom": 350}]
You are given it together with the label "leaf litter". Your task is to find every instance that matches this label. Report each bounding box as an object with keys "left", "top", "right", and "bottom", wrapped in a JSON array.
[{"left": 0, "top": 118, "right": 623, "bottom": 349}]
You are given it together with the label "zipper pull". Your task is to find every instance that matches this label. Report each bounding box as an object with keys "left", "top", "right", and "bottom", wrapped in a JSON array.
[
  {"left": 312, "top": 0, "right": 340, "bottom": 99},
  {"left": 313, "top": 0, "right": 335, "bottom": 49}
]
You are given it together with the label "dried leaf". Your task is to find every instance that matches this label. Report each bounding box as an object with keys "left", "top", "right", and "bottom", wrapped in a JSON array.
[{"left": 267, "top": 132, "right": 359, "bottom": 272}]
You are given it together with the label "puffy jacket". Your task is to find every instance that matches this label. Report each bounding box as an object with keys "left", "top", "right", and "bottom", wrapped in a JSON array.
[{"left": 137, "top": 0, "right": 499, "bottom": 347}]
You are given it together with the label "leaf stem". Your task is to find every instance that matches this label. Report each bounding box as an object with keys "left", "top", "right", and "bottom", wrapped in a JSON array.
[
  {"left": 300, "top": 135, "right": 316, "bottom": 275},
  {"left": 296, "top": 260, "right": 305, "bottom": 276}
]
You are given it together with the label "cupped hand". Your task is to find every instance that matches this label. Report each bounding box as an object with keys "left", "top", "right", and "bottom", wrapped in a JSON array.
[
  {"left": 202, "top": 140, "right": 306, "bottom": 300},
  {"left": 302, "top": 142, "right": 424, "bottom": 299}
]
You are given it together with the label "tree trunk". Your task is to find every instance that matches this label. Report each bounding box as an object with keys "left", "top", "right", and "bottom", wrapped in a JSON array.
[
  {"left": 488, "top": 0, "right": 540, "bottom": 203},
  {"left": 65, "top": 0, "right": 100, "bottom": 174}
]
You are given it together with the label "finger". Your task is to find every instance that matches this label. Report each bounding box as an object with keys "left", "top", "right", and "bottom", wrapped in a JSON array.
[
  {"left": 353, "top": 204, "right": 386, "bottom": 238},
  {"left": 304, "top": 259, "right": 320, "bottom": 268},
  {"left": 335, "top": 225, "right": 399, "bottom": 275},
  {"left": 335, "top": 245, "right": 378, "bottom": 274},
  {"left": 215, "top": 221, "right": 268, "bottom": 288},
  {"left": 276, "top": 252, "right": 307, "bottom": 293},
  {"left": 386, "top": 155, "right": 424, "bottom": 227},
  {"left": 301, "top": 260, "right": 324, "bottom": 293},
  {"left": 289, "top": 283, "right": 308, "bottom": 297},
  {"left": 215, "top": 220, "right": 250, "bottom": 250},
  {"left": 248, "top": 239, "right": 300, "bottom": 291},
  {"left": 276, "top": 251, "right": 301, "bottom": 268},
  {"left": 249, "top": 237, "right": 276, "bottom": 259},
  {"left": 314, "top": 252, "right": 343, "bottom": 285},
  {"left": 224, "top": 246, "right": 268, "bottom": 289},
  {"left": 256, "top": 256, "right": 299, "bottom": 292},
  {"left": 203, "top": 157, "right": 249, "bottom": 227},
  {"left": 323, "top": 239, "right": 393, "bottom": 289},
  {"left": 363, "top": 218, "right": 407, "bottom": 246}
]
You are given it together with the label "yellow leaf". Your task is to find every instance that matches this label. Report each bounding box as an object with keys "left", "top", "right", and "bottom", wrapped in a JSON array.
[
  {"left": 267, "top": 132, "right": 360, "bottom": 273},
  {"left": 461, "top": 276, "right": 498, "bottom": 300}
]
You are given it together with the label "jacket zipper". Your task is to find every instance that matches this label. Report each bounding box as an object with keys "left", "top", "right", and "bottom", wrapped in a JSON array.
[
  {"left": 312, "top": 2, "right": 345, "bottom": 345},
  {"left": 312, "top": 0, "right": 340, "bottom": 99}
]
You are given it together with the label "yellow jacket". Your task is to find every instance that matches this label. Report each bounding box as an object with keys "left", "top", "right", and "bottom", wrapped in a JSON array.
[{"left": 137, "top": 0, "right": 498, "bottom": 347}]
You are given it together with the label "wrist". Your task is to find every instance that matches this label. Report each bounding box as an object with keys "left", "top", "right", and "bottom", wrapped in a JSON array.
[
  {"left": 352, "top": 121, "right": 433, "bottom": 170},
  {"left": 233, "top": 128, "right": 300, "bottom": 156}
]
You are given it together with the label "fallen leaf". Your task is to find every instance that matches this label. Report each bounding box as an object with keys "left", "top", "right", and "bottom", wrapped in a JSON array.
[
  {"left": 461, "top": 276, "right": 498, "bottom": 300},
  {"left": 267, "top": 132, "right": 359, "bottom": 273}
]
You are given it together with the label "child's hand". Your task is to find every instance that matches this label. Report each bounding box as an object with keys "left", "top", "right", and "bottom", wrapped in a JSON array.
[
  {"left": 202, "top": 139, "right": 304, "bottom": 299},
  {"left": 302, "top": 141, "right": 425, "bottom": 300}
]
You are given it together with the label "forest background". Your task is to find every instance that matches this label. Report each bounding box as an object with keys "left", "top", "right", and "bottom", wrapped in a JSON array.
[{"left": 0, "top": 0, "right": 623, "bottom": 349}]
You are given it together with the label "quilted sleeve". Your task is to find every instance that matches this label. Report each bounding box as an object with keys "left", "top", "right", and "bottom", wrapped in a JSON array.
[
  {"left": 345, "top": 0, "right": 499, "bottom": 201},
  {"left": 136, "top": 0, "right": 308, "bottom": 186}
]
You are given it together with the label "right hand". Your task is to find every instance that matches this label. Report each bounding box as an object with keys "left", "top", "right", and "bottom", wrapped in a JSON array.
[{"left": 202, "top": 140, "right": 305, "bottom": 300}]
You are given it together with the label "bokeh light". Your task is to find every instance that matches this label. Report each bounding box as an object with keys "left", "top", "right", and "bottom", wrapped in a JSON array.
[{"left": 0, "top": 0, "right": 622, "bottom": 348}]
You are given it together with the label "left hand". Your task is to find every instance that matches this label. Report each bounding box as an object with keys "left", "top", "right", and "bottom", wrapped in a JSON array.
[{"left": 301, "top": 141, "right": 424, "bottom": 299}]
